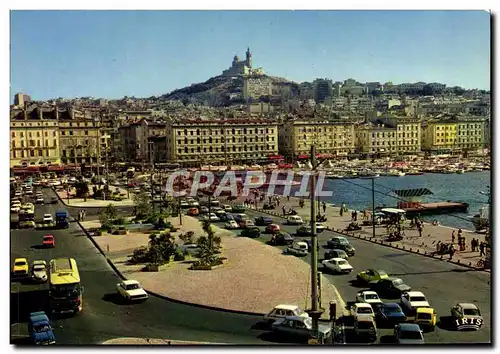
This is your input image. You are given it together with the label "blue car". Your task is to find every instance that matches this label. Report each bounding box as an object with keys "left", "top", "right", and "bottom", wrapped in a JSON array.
[
  {"left": 254, "top": 216, "right": 273, "bottom": 226},
  {"left": 373, "top": 303, "right": 407, "bottom": 326},
  {"left": 29, "top": 311, "right": 56, "bottom": 345},
  {"left": 394, "top": 323, "right": 425, "bottom": 344}
]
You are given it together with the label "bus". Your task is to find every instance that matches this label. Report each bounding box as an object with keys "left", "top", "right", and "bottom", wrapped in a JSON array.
[{"left": 49, "top": 258, "right": 83, "bottom": 315}]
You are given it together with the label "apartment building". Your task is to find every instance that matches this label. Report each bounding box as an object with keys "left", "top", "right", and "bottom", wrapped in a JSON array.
[
  {"left": 58, "top": 108, "right": 101, "bottom": 165},
  {"left": 118, "top": 118, "right": 166, "bottom": 162},
  {"left": 355, "top": 122, "right": 397, "bottom": 155},
  {"left": 379, "top": 117, "right": 422, "bottom": 154},
  {"left": 278, "top": 119, "right": 355, "bottom": 159},
  {"left": 456, "top": 117, "right": 487, "bottom": 151},
  {"left": 10, "top": 107, "right": 60, "bottom": 168},
  {"left": 165, "top": 118, "right": 279, "bottom": 167},
  {"left": 243, "top": 75, "right": 273, "bottom": 100},
  {"left": 421, "top": 120, "right": 458, "bottom": 153}
]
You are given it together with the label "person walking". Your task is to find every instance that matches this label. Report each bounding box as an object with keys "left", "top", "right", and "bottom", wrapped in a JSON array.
[
  {"left": 451, "top": 230, "right": 456, "bottom": 244},
  {"left": 449, "top": 245, "right": 456, "bottom": 260},
  {"left": 480, "top": 242, "right": 485, "bottom": 257},
  {"left": 287, "top": 195, "right": 290, "bottom": 202},
  {"left": 282, "top": 205, "right": 286, "bottom": 216},
  {"left": 322, "top": 202, "right": 326, "bottom": 214},
  {"left": 471, "top": 238, "right": 476, "bottom": 252}
]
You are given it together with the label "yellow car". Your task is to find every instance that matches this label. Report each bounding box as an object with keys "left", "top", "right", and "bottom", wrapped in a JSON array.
[
  {"left": 415, "top": 307, "right": 437, "bottom": 332},
  {"left": 13, "top": 258, "right": 29, "bottom": 277},
  {"left": 356, "top": 269, "right": 389, "bottom": 283}
]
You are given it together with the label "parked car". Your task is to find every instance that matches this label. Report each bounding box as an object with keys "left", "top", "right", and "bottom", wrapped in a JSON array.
[
  {"left": 239, "top": 219, "right": 255, "bottom": 229},
  {"left": 356, "top": 291, "right": 383, "bottom": 305},
  {"left": 225, "top": 220, "right": 239, "bottom": 229},
  {"left": 255, "top": 216, "right": 273, "bottom": 226},
  {"left": 233, "top": 214, "right": 248, "bottom": 223},
  {"left": 263, "top": 304, "right": 309, "bottom": 324},
  {"left": 354, "top": 314, "right": 378, "bottom": 342},
  {"left": 271, "top": 316, "right": 332, "bottom": 340},
  {"left": 223, "top": 205, "right": 232, "bottom": 212},
  {"left": 394, "top": 323, "right": 425, "bottom": 344},
  {"left": 240, "top": 227, "right": 261, "bottom": 238},
  {"left": 31, "top": 260, "right": 48, "bottom": 283},
  {"left": 315, "top": 222, "right": 326, "bottom": 232},
  {"left": 42, "top": 234, "right": 55, "bottom": 248},
  {"left": 415, "top": 307, "right": 437, "bottom": 332},
  {"left": 322, "top": 258, "right": 353, "bottom": 274},
  {"left": 324, "top": 249, "right": 348, "bottom": 260},
  {"left": 286, "top": 215, "right": 304, "bottom": 225},
  {"left": 265, "top": 223, "right": 280, "bottom": 234},
  {"left": 284, "top": 242, "right": 309, "bottom": 257},
  {"left": 271, "top": 232, "right": 294, "bottom": 246},
  {"left": 187, "top": 208, "right": 199, "bottom": 216},
  {"left": 357, "top": 269, "right": 389, "bottom": 284},
  {"left": 10, "top": 204, "right": 21, "bottom": 213},
  {"left": 450, "top": 303, "right": 483, "bottom": 331},
  {"left": 400, "top": 291, "right": 430, "bottom": 312},
  {"left": 199, "top": 206, "right": 209, "bottom": 214},
  {"left": 116, "top": 280, "right": 149, "bottom": 302},
  {"left": 180, "top": 201, "right": 190, "bottom": 209},
  {"left": 370, "top": 277, "right": 411, "bottom": 298},
  {"left": 327, "top": 236, "right": 355, "bottom": 255},
  {"left": 295, "top": 226, "right": 312, "bottom": 236},
  {"left": 35, "top": 196, "right": 44, "bottom": 204},
  {"left": 13, "top": 258, "right": 29, "bottom": 277},
  {"left": 29, "top": 311, "right": 56, "bottom": 345},
  {"left": 205, "top": 213, "right": 219, "bottom": 222},
  {"left": 232, "top": 204, "right": 246, "bottom": 213},
  {"left": 43, "top": 214, "right": 53, "bottom": 223},
  {"left": 372, "top": 303, "right": 407, "bottom": 326},
  {"left": 350, "top": 303, "right": 375, "bottom": 318}
]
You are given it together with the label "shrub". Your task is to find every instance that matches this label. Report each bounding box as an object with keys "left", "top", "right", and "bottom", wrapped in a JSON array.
[
  {"left": 130, "top": 246, "right": 149, "bottom": 263},
  {"left": 173, "top": 249, "right": 186, "bottom": 261}
]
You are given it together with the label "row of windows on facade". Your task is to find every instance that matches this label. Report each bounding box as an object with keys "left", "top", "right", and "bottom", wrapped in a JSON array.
[
  {"left": 11, "top": 149, "right": 56, "bottom": 158},
  {"left": 10, "top": 121, "right": 96, "bottom": 127},
  {"left": 12, "top": 140, "right": 57, "bottom": 148},
  {"left": 11, "top": 130, "right": 96, "bottom": 138},
  {"left": 175, "top": 128, "right": 275, "bottom": 136},
  {"left": 431, "top": 131, "right": 483, "bottom": 137},
  {"left": 175, "top": 145, "right": 275, "bottom": 154},
  {"left": 175, "top": 136, "right": 276, "bottom": 145}
]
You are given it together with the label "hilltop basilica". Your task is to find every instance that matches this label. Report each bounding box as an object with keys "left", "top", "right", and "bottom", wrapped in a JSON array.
[{"left": 221, "top": 47, "right": 265, "bottom": 77}]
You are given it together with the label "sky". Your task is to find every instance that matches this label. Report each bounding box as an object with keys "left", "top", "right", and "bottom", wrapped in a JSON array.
[{"left": 10, "top": 10, "right": 491, "bottom": 101}]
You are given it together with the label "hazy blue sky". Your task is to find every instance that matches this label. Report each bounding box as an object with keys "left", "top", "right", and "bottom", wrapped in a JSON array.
[{"left": 10, "top": 10, "right": 490, "bottom": 101}]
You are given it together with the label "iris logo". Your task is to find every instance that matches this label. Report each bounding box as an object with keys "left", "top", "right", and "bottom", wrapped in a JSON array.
[{"left": 455, "top": 318, "right": 483, "bottom": 331}]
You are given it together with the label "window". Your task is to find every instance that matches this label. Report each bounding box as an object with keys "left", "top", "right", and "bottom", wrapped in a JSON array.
[{"left": 11, "top": 131, "right": 15, "bottom": 137}]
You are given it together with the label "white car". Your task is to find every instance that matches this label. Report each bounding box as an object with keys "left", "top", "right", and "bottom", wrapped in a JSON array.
[
  {"left": 350, "top": 303, "right": 375, "bottom": 318},
  {"left": 43, "top": 214, "right": 53, "bottom": 223},
  {"left": 180, "top": 201, "right": 189, "bottom": 208},
  {"left": 49, "top": 180, "right": 61, "bottom": 186},
  {"left": 188, "top": 200, "right": 200, "bottom": 207},
  {"left": 31, "top": 260, "right": 48, "bottom": 283},
  {"left": 315, "top": 222, "right": 326, "bottom": 232},
  {"left": 225, "top": 220, "right": 239, "bottom": 229},
  {"left": 356, "top": 291, "right": 383, "bottom": 305},
  {"left": 25, "top": 188, "right": 34, "bottom": 195},
  {"left": 35, "top": 196, "right": 44, "bottom": 204},
  {"left": 401, "top": 291, "right": 430, "bottom": 311},
  {"left": 322, "top": 258, "right": 353, "bottom": 274},
  {"left": 11, "top": 204, "right": 21, "bottom": 213},
  {"left": 116, "top": 280, "right": 149, "bottom": 301},
  {"left": 223, "top": 204, "right": 232, "bottom": 212},
  {"left": 263, "top": 304, "right": 309, "bottom": 323},
  {"left": 14, "top": 191, "right": 22, "bottom": 198},
  {"left": 206, "top": 213, "right": 219, "bottom": 221},
  {"left": 286, "top": 216, "right": 304, "bottom": 225}
]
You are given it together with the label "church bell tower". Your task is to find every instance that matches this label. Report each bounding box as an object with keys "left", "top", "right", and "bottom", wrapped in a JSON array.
[{"left": 245, "top": 47, "right": 252, "bottom": 69}]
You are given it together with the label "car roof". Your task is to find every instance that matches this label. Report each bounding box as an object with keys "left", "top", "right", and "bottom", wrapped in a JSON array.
[
  {"left": 330, "top": 258, "right": 347, "bottom": 262},
  {"left": 123, "top": 279, "right": 140, "bottom": 285},
  {"left": 385, "top": 277, "right": 403, "bottom": 281},
  {"left": 15, "top": 258, "right": 27, "bottom": 262},
  {"left": 407, "top": 291, "right": 425, "bottom": 296},
  {"left": 356, "top": 314, "right": 375, "bottom": 321},
  {"left": 282, "top": 315, "right": 309, "bottom": 321},
  {"left": 360, "top": 291, "right": 378, "bottom": 295},
  {"left": 355, "top": 303, "right": 372, "bottom": 308},
  {"left": 398, "top": 323, "right": 421, "bottom": 331},
  {"left": 274, "top": 304, "right": 300, "bottom": 310},
  {"left": 384, "top": 303, "right": 401, "bottom": 308},
  {"left": 331, "top": 249, "right": 346, "bottom": 252},
  {"left": 458, "top": 303, "right": 478, "bottom": 309}
]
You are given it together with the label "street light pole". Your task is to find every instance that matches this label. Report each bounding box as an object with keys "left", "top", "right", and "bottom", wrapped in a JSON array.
[
  {"left": 372, "top": 178, "right": 376, "bottom": 238},
  {"left": 307, "top": 144, "right": 324, "bottom": 341}
]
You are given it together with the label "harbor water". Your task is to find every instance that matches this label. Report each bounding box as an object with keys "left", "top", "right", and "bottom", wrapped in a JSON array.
[{"left": 313, "top": 171, "right": 490, "bottom": 231}]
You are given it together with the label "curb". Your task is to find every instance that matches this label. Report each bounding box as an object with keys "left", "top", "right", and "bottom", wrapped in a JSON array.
[
  {"left": 52, "top": 187, "right": 135, "bottom": 210},
  {"left": 325, "top": 226, "right": 489, "bottom": 272},
  {"left": 73, "top": 218, "right": 267, "bottom": 318}
]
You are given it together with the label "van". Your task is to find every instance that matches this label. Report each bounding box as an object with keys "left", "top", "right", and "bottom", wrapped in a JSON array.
[
  {"left": 286, "top": 215, "right": 304, "bottom": 225},
  {"left": 354, "top": 314, "right": 378, "bottom": 342}
]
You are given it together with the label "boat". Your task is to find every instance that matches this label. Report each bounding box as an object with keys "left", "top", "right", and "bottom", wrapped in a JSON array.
[
  {"left": 387, "top": 169, "right": 405, "bottom": 177},
  {"left": 405, "top": 169, "right": 424, "bottom": 176},
  {"left": 456, "top": 169, "right": 465, "bottom": 174},
  {"left": 470, "top": 206, "right": 489, "bottom": 231}
]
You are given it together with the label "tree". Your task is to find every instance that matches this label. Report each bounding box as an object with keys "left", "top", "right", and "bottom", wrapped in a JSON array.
[
  {"left": 133, "top": 191, "right": 152, "bottom": 219},
  {"left": 75, "top": 181, "right": 89, "bottom": 201},
  {"left": 147, "top": 232, "right": 176, "bottom": 264},
  {"left": 99, "top": 204, "right": 118, "bottom": 229},
  {"left": 195, "top": 220, "right": 222, "bottom": 268}
]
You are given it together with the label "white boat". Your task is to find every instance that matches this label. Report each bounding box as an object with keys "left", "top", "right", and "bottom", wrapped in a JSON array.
[{"left": 387, "top": 169, "right": 405, "bottom": 177}]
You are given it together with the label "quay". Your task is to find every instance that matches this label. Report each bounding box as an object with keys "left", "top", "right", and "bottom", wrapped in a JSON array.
[{"left": 401, "top": 201, "right": 470, "bottom": 217}]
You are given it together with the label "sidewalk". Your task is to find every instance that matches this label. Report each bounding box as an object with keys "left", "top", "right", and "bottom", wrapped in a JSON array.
[
  {"left": 83, "top": 216, "right": 346, "bottom": 319},
  {"left": 102, "top": 337, "right": 226, "bottom": 345},
  {"left": 56, "top": 185, "right": 135, "bottom": 207},
  {"left": 229, "top": 194, "right": 487, "bottom": 269}
]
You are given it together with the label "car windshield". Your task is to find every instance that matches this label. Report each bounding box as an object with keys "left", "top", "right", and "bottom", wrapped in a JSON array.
[
  {"left": 336, "top": 238, "right": 348, "bottom": 244},
  {"left": 464, "top": 308, "right": 481, "bottom": 316},
  {"left": 386, "top": 306, "right": 402, "bottom": 313},
  {"left": 365, "top": 294, "right": 378, "bottom": 300},
  {"left": 125, "top": 283, "right": 140, "bottom": 290},
  {"left": 338, "top": 260, "right": 347, "bottom": 265},
  {"left": 44, "top": 237, "right": 52, "bottom": 240},
  {"left": 393, "top": 279, "right": 404, "bottom": 286},
  {"left": 418, "top": 313, "right": 432, "bottom": 320},
  {"left": 399, "top": 330, "right": 423, "bottom": 340},
  {"left": 33, "top": 324, "right": 51, "bottom": 333},
  {"left": 357, "top": 322, "right": 374, "bottom": 330},
  {"left": 33, "top": 265, "right": 45, "bottom": 271},
  {"left": 410, "top": 296, "right": 427, "bottom": 302},
  {"left": 358, "top": 308, "right": 372, "bottom": 314},
  {"left": 15, "top": 261, "right": 26, "bottom": 266}
]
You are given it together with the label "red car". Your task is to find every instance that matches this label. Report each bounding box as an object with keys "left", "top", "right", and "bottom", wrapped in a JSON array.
[
  {"left": 42, "top": 234, "right": 55, "bottom": 248},
  {"left": 265, "top": 223, "right": 281, "bottom": 234},
  {"left": 187, "top": 208, "right": 199, "bottom": 216}
]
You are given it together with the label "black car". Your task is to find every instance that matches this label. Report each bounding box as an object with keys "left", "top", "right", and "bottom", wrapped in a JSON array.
[
  {"left": 324, "top": 249, "right": 348, "bottom": 260},
  {"left": 50, "top": 197, "right": 58, "bottom": 204},
  {"left": 240, "top": 227, "right": 261, "bottom": 238},
  {"left": 373, "top": 303, "right": 407, "bottom": 327},
  {"left": 296, "top": 226, "right": 313, "bottom": 236},
  {"left": 327, "top": 237, "right": 356, "bottom": 256},
  {"left": 255, "top": 216, "right": 273, "bottom": 226},
  {"left": 370, "top": 277, "right": 411, "bottom": 298},
  {"left": 271, "top": 231, "right": 294, "bottom": 246}
]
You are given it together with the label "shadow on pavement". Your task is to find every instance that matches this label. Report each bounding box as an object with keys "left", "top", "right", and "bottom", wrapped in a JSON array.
[
  {"left": 438, "top": 316, "right": 458, "bottom": 331},
  {"left": 257, "top": 331, "right": 308, "bottom": 345},
  {"left": 30, "top": 245, "right": 46, "bottom": 250},
  {"left": 10, "top": 337, "right": 32, "bottom": 346},
  {"left": 379, "top": 335, "right": 397, "bottom": 344},
  {"left": 390, "top": 268, "right": 475, "bottom": 277},
  {"left": 102, "top": 292, "right": 142, "bottom": 306},
  {"left": 11, "top": 289, "right": 50, "bottom": 325},
  {"left": 348, "top": 279, "right": 369, "bottom": 288}
]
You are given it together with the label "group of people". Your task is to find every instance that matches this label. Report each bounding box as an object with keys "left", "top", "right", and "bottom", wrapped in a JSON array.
[{"left": 78, "top": 209, "right": 87, "bottom": 221}]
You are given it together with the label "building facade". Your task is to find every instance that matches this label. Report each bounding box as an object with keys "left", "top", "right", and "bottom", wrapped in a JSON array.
[
  {"left": 278, "top": 119, "right": 355, "bottom": 159},
  {"left": 421, "top": 120, "right": 458, "bottom": 153},
  {"left": 10, "top": 107, "right": 60, "bottom": 168},
  {"left": 355, "top": 122, "right": 397, "bottom": 155},
  {"left": 243, "top": 75, "right": 273, "bottom": 100},
  {"left": 456, "top": 117, "right": 486, "bottom": 151},
  {"left": 165, "top": 118, "right": 279, "bottom": 167}
]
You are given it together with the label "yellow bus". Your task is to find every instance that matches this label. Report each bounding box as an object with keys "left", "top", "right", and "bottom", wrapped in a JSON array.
[{"left": 49, "top": 258, "right": 83, "bottom": 315}]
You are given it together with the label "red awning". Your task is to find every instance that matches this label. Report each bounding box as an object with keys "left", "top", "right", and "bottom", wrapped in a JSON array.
[
  {"left": 27, "top": 166, "right": 40, "bottom": 171},
  {"left": 268, "top": 155, "right": 284, "bottom": 160},
  {"left": 47, "top": 165, "right": 65, "bottom": 171},
  {"left": 278, "top": 163, "right": 293, "bottom": 169},
  {"left": 297, "top": 154, "right": 310, "bottom": 159},
  {"left": 316, "top": 154, "right": 334, "bottom": 159}
]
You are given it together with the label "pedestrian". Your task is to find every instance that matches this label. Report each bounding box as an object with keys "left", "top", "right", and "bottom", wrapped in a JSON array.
[
  {"left": 417, "top": 225, "right": 422, "bottom": 237},
  {"left": 277, "top": 198, "right": 280, "bottom": 207},
  {"left": 480, "top": 242, "right": 485, "bottom": 256},
  {"left": 354, "top": 211, "right": 358, "bottom": 222},
  {"left": 436, "top": 241, "right": 441, "bottom": 253},
  {"left": 471, "top": 238, "right": 476, "bottom": 252},
  {"left": 451, "top": 230, "right": 456, "bottom": 243},
  {"left": 282, "top": 205, "right": 286, "bottom": 216},
  {"left": 449, "top": 245, "right": 456, "bottom": 260},
  {"left": 287, "top": 195, "right": 290, "bottom": 201},
  {"left": 322, "top": 202, "right": 326, "bottom": 214},
  {"left": 83, "top": 209, "right": 87, "bottom": 221},
  {"left": 340, "top": 206, "right": 343, "bottom": 217}
]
